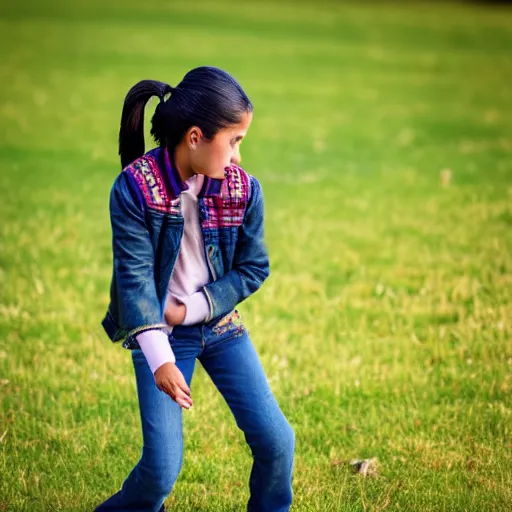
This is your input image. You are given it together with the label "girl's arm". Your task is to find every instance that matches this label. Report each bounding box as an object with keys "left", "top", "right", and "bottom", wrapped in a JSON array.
[
  {"left": 137, "top": 330, "right": 175, "bottom": 372},
  {"left": 109, "top": 171, "right": 170, "bottom": 342},
  {"left": 201, "top": 175, "right": 270, "bottom": 321}
]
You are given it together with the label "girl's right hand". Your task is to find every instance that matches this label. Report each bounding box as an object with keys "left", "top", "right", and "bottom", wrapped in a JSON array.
[{"left": 154, "top": 362, "right": 193, "bottom": 409}]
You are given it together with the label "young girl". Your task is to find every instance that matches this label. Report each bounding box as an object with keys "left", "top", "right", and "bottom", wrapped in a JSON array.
[{"left": 95, "top": 67, "right": 295, "bottom": 512}]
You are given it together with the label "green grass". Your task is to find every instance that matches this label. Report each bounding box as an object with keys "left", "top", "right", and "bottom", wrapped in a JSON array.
[{"left": 1, "top": 0, "right": 511, "bottom": 510}]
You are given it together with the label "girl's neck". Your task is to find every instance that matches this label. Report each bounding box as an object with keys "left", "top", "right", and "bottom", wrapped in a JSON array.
[{"left": 172, "top": 142, "right": 196, "bottom": 182}]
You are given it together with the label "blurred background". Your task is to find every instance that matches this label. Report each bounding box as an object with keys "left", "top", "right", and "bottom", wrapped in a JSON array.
[{"left": 1, "top": 1, "right": 511, "bottom": 510}]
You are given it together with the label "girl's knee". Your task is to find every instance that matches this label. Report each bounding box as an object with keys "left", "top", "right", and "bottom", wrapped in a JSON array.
[
  {"left": 151, "top": 471, "right": 175, "bottom": 497},
  {"left": 250, "top": 417, "right": 295, "bottom": 462},
  {"left": 281, "top": 420, "right": 295, "bottom": 456},
  {"left": 139, "top": 453, "right": 183, "bottom": 497}
]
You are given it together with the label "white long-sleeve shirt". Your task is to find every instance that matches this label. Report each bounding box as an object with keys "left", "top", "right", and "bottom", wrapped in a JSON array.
[{"left": 137, "top": 173, "right": 210, "bottom": 373}]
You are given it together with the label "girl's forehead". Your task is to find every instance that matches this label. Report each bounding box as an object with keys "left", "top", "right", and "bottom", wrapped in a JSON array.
[
  {"left": 214, "top": 111, "right": 252, "bottom": 140},
  {"left": 230, "top": 111, "right": 253, "bottom": 133}
]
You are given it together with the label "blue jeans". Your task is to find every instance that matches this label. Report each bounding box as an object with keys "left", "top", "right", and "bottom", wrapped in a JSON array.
[{"left": 95, "top": 320, "right": 295, "bottom": 512}]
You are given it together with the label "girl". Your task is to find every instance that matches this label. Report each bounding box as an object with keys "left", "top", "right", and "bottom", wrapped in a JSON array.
[{"left": 95, "top": 67, "right": 295, "bottom": 512}]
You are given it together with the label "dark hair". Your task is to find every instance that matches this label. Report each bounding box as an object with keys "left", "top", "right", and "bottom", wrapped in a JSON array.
[{"left": 119, "top": 66, "right": 253, "bottom": 168}]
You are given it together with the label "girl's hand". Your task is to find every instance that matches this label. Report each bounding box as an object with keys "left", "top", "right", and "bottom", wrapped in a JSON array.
[
  {"left": 154, "top": 362, "right": 193, "bottom": 409},
  {"left": 164, "top": 296, "right": 187, "bottom": 326}
]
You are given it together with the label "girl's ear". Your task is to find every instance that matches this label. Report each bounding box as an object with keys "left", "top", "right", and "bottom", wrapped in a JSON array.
[{"left": 187, "top": 126, "right": 204, "bottom": 149}]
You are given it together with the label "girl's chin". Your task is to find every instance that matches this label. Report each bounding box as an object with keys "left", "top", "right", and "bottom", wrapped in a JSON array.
[
  {"left": 212, "top": 170, "right": 228, "bottom": 180},
  {"left": 198, "top": 169, "right": 225, "bottom": 180}
]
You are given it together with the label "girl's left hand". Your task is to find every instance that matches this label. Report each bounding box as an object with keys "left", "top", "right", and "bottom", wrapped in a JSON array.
[{"left": 164, "top": 296, "right": 187, "bottom": 326}]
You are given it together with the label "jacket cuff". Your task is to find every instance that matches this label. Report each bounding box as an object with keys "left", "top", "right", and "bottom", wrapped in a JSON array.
[
  {"left": 181, "top": 291, "right": 210, "bottom": 325},
  {"left": 136, "top": 329, "right": 175, "bottom": 373}
]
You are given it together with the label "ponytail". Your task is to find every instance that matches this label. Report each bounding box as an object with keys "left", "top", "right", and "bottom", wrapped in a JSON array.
[{"left": 119, "top": 80, "right": 173, "bottom": 168}]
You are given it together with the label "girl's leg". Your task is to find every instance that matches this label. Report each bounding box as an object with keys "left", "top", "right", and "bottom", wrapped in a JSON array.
[
  {"left": 199, "top": 327, "right": 295, "bottom": 512},
  {"left": 95, "top": 333, "right": 200, "bottom": 512}
]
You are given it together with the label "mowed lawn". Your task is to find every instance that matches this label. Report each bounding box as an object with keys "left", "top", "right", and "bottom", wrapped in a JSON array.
[{"left": 1, "top": 1, "right": 511, "bottom": 510}]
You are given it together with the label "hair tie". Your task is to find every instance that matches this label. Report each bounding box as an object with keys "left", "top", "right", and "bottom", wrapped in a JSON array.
[{"left": 159, "top": 84, "right": 175, "bottom": 103}]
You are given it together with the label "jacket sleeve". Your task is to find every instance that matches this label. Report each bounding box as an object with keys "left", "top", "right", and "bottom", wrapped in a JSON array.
[
  {"left": 201, "top": 176, "right": 270, "bottom": 320},
  {"left": 109, "top": 171, "right": 169, "bottom": 341}
]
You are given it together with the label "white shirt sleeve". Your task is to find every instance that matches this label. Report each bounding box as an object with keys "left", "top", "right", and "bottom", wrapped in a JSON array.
[
  {"left": 136, "top": 329, "right": 176, "bottom": 374},
  {"left": 180, "top": 291, "right": 210, "bottom": 326}
]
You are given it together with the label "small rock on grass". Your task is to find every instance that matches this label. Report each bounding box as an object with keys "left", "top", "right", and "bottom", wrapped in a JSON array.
[{"left": 350, "top": 458, "right": 379, "bottom": 477}]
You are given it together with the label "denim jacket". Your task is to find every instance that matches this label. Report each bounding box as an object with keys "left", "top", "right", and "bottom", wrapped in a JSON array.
[{"left": 101, "top": 147, "right": 269, "bottom": 349}]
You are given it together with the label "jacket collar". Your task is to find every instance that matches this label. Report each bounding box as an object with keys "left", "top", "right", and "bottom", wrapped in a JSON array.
[{"left": 157, "top": 146, "right": 222, "bottom": 199}]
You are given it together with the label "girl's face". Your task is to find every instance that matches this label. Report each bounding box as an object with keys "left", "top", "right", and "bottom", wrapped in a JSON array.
[{"left": 190, "top": 111, "right": 253, "bottom": 180}]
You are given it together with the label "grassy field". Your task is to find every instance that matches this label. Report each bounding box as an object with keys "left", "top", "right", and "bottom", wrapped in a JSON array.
[{"left": 1, "top": 0, "right": 511, "bottom": 510}]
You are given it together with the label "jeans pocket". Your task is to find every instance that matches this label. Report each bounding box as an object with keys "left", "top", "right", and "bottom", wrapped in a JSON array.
[{"left": 211, "top": 309, "right": 245, "bottom": 339}]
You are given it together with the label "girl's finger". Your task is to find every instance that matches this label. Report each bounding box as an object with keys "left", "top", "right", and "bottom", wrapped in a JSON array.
[
  {"left": 180, "top": 384, "right": 191, "bottom": 396},
  {"left": 177, "top": 391, "right": 193, "bottom": 406},
  {"left": 177, "top": 396, "right": 192, "bottom": 409},
  {"left": 180, "top": 394, "right": 193, "bottom": 406},
  {"left": 171, "top": 381, "right": 190, "bottom": 397}
]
